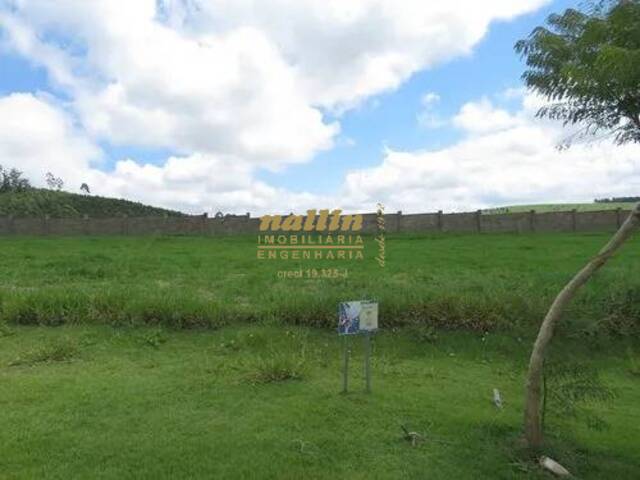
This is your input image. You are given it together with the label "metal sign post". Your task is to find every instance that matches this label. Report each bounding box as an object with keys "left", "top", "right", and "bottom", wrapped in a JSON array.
[
  {"left": 342, "top": 336, "right": 350, "bottom": 394},
  {"left": 338, "top": 300, "right": 378, "bottom": 394},
  {"left": 364, "top": 331, "right": 372, "bottom": 393}
]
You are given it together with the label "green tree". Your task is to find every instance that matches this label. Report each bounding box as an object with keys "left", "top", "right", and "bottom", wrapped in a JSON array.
[
  {"left": 0, "top": 165, "right": 32, "bottom": 193},
  {"left": 516, "top": 0, "right": 640, "bottom": 450},
  {"left": 45, "top": 172, "right": 64, "bottom": 191},
  {"left": 516, "top": 0, "right": 640, "bottom": 145}
]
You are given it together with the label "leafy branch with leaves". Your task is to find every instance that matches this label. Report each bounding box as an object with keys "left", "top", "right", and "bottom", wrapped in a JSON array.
[
  {"left": 516, "top": 0, "right": 640, "bottom": 146},
  {"left": 516, "top": 0, "right": 640, "bottom": 450}
]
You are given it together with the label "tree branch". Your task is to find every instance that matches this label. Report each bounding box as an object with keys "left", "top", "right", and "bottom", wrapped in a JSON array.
[{"left": 524, "top": 202, "right": 640, "bottom": 449}]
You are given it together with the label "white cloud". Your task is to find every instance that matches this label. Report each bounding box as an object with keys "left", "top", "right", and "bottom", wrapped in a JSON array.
[
  {"left": 0, "top": 93, "right": 326, "bottom": 214},
  {"left": 452, "top": 97, "right": 522, "bottom": 133},
  {"left": 1, "top": 90, "right": 639, "bottom": 216},
  {"left": 0, "top": 93, "right": 101, "bottom": 186},
  {"left": 500, "top": 86, "right": 527, "bottom": 100},
  {"left": 181, "top": 0, "right": 550, "bottom": 109},
  {"left": 342, "top": 92, "right": 640, "bottom": 212},
  {"left": 0, "top": 1, "right": 338, "bottom": 166},
  {"left": 417, "top": 91, "right": 446, "bottom": 129},
  {"left": 13, "top": 0, "right": 630, "bottom": 216},
  {"left": 101, "top": 154, "right": 330, "bottom": 215},
  {"left": 421, "top": 92, "right": 441, "bottom": 106},
  {"left": 0, "top": 0, "right": 549, "bottom": 165}
]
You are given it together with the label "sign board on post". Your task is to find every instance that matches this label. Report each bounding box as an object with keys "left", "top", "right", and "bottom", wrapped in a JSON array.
[
  {"left": 359, "top": 301, "right": 378, "bottom": 332},
  {"left": 338, "top": 300, "right": 378, "bottom": 394},
  {"left": 338, "top": 301, "right": 378, "bottom": 335}
]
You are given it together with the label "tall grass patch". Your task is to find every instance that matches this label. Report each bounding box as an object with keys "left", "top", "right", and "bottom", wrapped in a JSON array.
[
  {"left": 8, "top": 336, "right": 80, "bottom": 366},
  {"left": 0, "top": 233, "right": 638, "bottom": 335}
]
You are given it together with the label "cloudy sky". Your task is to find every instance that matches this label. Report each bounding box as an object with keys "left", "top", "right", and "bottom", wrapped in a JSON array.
[{"left": 1, "top": 0, "right": 639, "bottom": 215}]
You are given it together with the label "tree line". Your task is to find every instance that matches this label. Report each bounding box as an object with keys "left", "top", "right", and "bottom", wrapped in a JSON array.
[
  {"left": 595, "top": 196, "right": 640, "bottom": 203},
  {"left": 0, "top": 165, "right": 87, "bottom": 194},
  {"left": 0, "top": 166, "right": 32, "bottom": 193}
]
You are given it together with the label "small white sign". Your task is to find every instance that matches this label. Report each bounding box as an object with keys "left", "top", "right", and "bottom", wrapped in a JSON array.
[
  {"left": 338, "top": 301, "right": 378, "bottom": 334},
  {"left": 359, "top": 301, "right": 378, "bottom": 332}
]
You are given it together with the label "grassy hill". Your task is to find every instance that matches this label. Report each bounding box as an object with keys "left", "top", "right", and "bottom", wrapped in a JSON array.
[
  {"left": 483, "top": 202, "right": 636, "bottom": 215},
  {"left": 0, "top": 189, "right": 185, "bottom": 218}
]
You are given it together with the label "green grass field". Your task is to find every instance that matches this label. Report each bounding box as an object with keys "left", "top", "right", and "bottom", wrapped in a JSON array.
[
  {"left": 483, "top": 202, "right": 635, "bottom": 214},
  {"left": 1, "top": 233, "right": 639, "bottom": 333},
  {"left": 1, "top": 325, "right": 639, "bottom": 479},
  {"left": 1, "top": 233, "right": 640, "bottom": 478}
]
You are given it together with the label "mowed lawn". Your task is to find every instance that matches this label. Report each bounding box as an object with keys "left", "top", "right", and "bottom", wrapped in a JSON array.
[
  {"left": 1, "top": 325, "right": 639, "bottom": 479},
  {"left": 0, "top": 233, "right": 640, "bottom": 478}
]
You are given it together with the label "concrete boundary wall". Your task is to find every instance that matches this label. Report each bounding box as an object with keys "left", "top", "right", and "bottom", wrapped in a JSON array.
[{"left": 0, "top": 208, "right": 628, "bottom": 236}]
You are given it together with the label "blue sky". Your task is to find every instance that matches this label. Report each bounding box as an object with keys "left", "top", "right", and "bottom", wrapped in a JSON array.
[
  {"left": 1, "top": 0, "right": 638, "bottom": 214},
  {"left": 256, "top": 0, "right": 577, "bottom": 194}
]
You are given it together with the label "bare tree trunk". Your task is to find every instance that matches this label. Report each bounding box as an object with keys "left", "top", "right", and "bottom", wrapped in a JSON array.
[{"left": 524, "top": 202, "right": 640, "bottom": 449}]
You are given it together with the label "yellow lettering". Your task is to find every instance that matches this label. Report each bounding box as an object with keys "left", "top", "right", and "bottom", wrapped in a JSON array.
[
  {"left": 259, "top": 215, "right": 282, "bottom": 231},
  {"left": 316, "top": 209, "right": 329, "bottom": 230},
  {"left": 303, "top": 210, "right": 316, "bottom": 231},
  {"left": 281, "top": 214, "right": 303, "bottom": 231},
  {"left": 328, "top": 209, "right": 342, "bottom": 231},
  {"left": 341, "top": 214, "right": 363, "bottom": 231}
]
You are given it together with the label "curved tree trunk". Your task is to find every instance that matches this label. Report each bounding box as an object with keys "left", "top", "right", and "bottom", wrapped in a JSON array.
[{"left": 524, "top": 202, "right": 640, "bottom": 449}]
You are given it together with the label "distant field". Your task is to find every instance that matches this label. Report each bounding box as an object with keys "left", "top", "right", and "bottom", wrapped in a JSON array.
[
  {"left": 483, "top": 203, "right": 635, "bottom": 215},
  {"left": 0, "top": 232, "right": 639, "bottom": 334}
]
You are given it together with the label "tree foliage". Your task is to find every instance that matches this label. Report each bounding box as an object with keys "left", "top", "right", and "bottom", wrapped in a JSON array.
[
  {"left": 515, "top": 0, "right": 640, "bottom": 145},
  {"left": 0, "top": 165, "right": 32, "bottom": 193},
  {"left": 0, "top": 188, "right": 185, "bottom": 218},
  {"left": 45, "top": 172, "right": 64, "bottom": 191},
  {"left": 542, "top": 362, "right": 616, "bottom": 434},
  {"left": 595, "top": 196, "right": 640, "bottom": 202}
]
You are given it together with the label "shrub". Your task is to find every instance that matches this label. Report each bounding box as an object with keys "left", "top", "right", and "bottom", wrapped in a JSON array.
[
  {"left": 626, "top": 347, "right": 640, "bottom": 377},
  {"left": 2, "top": 290, "right": 92, "bottom": 326},
  {"left": 408, "top": 324, "right": 438, "bottom": 343},
  {"left": 0, "top": 322, "right": 14, "bottom": 337},
  {"left": 138, "top": 328, "right": 168, "bottom": 348},
  {"left": 9, "top": 337, "right": 80, "bottom": 366},
  {"left": 246, "top": 350, "right": 308, "bottom": 384}
]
